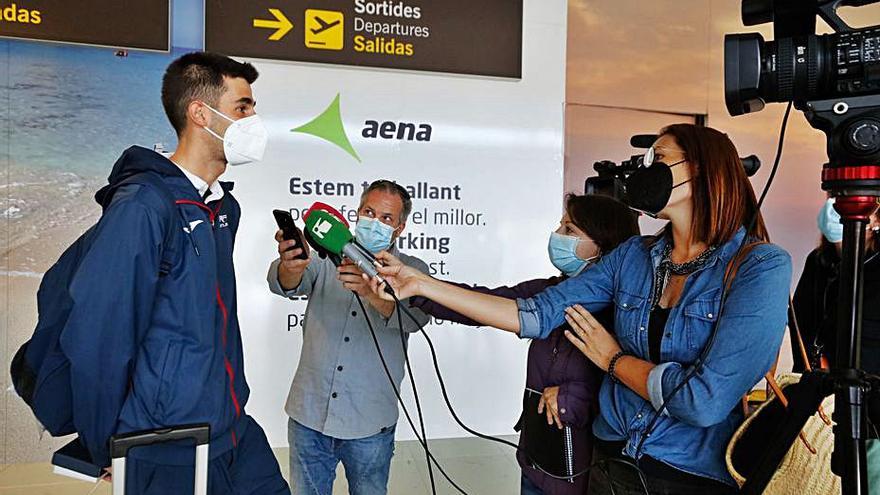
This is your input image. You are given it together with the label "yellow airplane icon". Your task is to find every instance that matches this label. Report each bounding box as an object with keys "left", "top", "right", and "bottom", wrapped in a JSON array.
[{"left": 305, "top": 9, "right": 344, "bottom": 50}]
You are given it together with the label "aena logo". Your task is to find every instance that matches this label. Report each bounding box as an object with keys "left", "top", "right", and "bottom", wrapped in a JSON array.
[
  {"left": 292, "top": 93, "right": 432, "bottom": 164},
  {"left": 362, "top": 121, "right": 432, "bottom": 142}
]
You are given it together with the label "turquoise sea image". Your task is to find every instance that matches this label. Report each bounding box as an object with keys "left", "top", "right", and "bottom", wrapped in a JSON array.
[{"left": 1, "top": 41, "right": 188, "bottom": 277}]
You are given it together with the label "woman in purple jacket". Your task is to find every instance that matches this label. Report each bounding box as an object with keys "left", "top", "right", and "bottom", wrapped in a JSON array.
[{"left": 409, "top": 194, "right": 640, "bottom": 495}]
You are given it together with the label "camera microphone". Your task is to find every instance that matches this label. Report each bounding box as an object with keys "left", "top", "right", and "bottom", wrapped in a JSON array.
[{"left": 629, "top": 134, "right": 658, "bottom": 149}]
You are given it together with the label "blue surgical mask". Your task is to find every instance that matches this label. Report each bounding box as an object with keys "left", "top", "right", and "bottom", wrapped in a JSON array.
[
  {"left": 818, "top": 198, "right": 843, "bottom": 243},
  {"left": 356, "top": 216, "right": 396, "bottom": 253},
  {"left": 548, "top": 232, "right": 598, "bottom": 277}
]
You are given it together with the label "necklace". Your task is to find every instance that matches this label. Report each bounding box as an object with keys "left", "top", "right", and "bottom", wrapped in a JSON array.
[{"left": 651, "top": 243, "right": 718, "bottom": 308}]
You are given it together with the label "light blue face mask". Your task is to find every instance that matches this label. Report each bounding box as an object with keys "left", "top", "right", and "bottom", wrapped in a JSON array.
[
  {"left": 818, "top": 198, "right": 843, "bottom": 243},
  {"left": 356, "top": 216, "right": 396, "bottom": 254},
  {"left": 548, "top": 232, "right": 598, "bottom": 277}
]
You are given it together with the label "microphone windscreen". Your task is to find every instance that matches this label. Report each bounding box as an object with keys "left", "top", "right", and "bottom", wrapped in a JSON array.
[
  {"left": 305, "top": 202, "right": 350, "bottom": 228},
  {"left": 629, "top": 134, "right": 658, "bottom": 149}
]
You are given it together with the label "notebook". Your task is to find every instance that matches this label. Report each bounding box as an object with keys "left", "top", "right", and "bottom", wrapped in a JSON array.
[{"left": 520, "top": 388, "right": 576, "bottom": 481}]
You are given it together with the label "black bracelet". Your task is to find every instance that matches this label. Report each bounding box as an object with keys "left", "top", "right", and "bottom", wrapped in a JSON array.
[{"left": 608, "top": 351, "right": 628, "bottom": 383}]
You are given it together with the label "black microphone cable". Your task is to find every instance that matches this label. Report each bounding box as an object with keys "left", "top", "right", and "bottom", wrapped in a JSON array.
[
  {"left": 369, "top": 281, "right": 440, "bottom": 492},
  {"left": 352, "top": 293, "right": 466, "bottom": 495},
  {"left": 387, "top": 291, "right": 517, "bottom": 450},
  {"left": 395, "top": 300, "right": 437, "bottom": 494}
]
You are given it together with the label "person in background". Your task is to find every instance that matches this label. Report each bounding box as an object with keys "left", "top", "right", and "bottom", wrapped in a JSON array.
[
  {"left": 792, "top": 197, "right": 880, "bottom": 491},
  {"left": 408, "top": 194, "right": 639, "bottom": 495}
]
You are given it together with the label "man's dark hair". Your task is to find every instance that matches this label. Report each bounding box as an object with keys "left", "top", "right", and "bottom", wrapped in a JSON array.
[
  {"left": 359, "top": 180, "right": 413, "bottom": 223},
  {"left": 161, "top": 52, "right": 259, "bottom": 135}
]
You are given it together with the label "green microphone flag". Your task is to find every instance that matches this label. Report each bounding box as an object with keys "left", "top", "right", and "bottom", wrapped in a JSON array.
[{"left": 303, "top": 209, "right": 352, "bottom": 256}]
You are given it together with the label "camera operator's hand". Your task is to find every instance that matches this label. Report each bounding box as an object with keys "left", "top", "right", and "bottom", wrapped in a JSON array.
[
  {"left": 276, "top": 229, "right": 310, "bottom": 291},
  {"left": 538, "top": 386, "right": 563, "bottom": 430}
]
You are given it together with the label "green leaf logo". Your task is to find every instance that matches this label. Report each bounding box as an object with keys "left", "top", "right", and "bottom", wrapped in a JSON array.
[{"left": 291, "top": 93, "right": 361, "bottom": 163}]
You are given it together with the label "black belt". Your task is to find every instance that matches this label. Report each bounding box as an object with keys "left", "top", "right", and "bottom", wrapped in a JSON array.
[{"left": 594, "top": 439, "right": 728, "bottom": 488}]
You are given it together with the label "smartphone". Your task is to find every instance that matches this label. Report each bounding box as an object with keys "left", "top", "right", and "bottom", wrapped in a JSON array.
[{"left": 273, "top": 209, "right": 309, "bottom": 260}]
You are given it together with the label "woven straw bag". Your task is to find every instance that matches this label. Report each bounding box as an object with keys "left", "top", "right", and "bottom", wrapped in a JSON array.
[
  {"left": 726, "top": 373, "right": 839, "bottom": 494},
  {"left": 725, "top": 280, "right": 839, "bottom": 494},
  {"left": 719, "top": 245, "right": 839, "bottom": 494}
]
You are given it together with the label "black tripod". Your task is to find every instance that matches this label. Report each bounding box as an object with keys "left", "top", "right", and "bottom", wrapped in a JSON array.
[{"left": 742, "top": 95, "right": 880, "bottom": 495}]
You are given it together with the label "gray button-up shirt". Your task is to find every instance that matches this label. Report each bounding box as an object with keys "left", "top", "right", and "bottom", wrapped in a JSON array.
[{"left": 267, "top": 249, "right": 430, "bottom": 439}]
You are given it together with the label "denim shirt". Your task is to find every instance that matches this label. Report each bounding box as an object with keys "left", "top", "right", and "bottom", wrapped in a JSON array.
[{"left": 517, "top": 228, "right": 792, "bottom": 484}]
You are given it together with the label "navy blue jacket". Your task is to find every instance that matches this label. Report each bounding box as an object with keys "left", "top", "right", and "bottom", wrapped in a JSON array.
[{"left": 59, "top": 146, "right": 249, "bottom": 466}]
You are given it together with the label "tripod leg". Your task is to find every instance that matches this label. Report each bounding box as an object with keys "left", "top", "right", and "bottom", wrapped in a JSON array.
[{"left": 832, "top": 215, "right": 871, "bottom": 494}]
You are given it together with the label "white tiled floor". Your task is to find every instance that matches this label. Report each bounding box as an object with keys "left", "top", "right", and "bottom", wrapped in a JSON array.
[{"left": 0, "top": 436, "right": 522, "bottom": 494}]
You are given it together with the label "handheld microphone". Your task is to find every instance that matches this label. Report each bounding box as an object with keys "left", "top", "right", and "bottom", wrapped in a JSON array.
[{"left": 303, "top": 204, "right": 393, "bottom": 293}]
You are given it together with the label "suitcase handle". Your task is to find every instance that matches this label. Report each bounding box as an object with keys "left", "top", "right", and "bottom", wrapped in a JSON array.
[
  {"left": 110, "top": 424, "right": 210, "bottom": 494},
  {"left": 110, "top": 423, "right": 210, "bottom": 459}
]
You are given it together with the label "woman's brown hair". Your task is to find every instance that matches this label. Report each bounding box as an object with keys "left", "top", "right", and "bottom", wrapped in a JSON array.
[
  {"left": 660, "top": 124, "right": 769, "bottom": 245},
  {"left": 565, "top": 194, "right": 641, "bottom": 254}
]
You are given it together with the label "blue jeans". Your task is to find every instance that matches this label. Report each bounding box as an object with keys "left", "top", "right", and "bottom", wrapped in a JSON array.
[{"left": 287, "top": 418, "right": 396, "bottom": 495}]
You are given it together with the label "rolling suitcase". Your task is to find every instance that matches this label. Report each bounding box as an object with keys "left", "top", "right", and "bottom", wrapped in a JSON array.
[{"left": 109, "top": 424, "right": 211, "bottom": 495}]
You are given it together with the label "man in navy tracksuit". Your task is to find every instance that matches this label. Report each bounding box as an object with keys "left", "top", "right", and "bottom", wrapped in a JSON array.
[{"left": 58, "top": 52, "right": 289, "bottom": 494}]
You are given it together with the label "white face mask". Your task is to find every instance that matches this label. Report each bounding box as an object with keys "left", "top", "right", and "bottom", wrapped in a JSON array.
[{"left": 203, "top": 105, "right": 268, "bottom": 166}]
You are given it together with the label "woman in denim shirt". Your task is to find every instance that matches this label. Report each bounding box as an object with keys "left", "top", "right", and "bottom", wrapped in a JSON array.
[{"left": 369, "top": 124, "right": 792, "bottom": 494}]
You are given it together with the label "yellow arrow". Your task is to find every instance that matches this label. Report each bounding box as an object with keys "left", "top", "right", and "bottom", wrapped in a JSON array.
[{"left": 253, "top": 8, "right": 293, "bottom": 41}]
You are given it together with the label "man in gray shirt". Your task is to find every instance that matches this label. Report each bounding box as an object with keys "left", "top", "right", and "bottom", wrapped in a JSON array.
[{"left": 267, "top": 180, "right": 430, "bottom": 495}]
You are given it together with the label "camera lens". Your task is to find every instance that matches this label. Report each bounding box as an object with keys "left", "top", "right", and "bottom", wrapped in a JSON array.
[
  {"left": 726, "top": 26, "right": 880, "bottom": 116},
  {"left": 725, "top": 33, "right": 766, "bottom": 115}
]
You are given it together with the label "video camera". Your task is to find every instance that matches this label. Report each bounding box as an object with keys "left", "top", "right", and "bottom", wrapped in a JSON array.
[
  {"left": 584, "top": 134, "right": 761, "bottom": 198},
  {"left": 726, "top": 0, "right": 880, "bottom": 116}
]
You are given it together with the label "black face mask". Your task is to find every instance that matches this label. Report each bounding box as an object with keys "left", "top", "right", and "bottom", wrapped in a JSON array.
[{"left": 623, "top": 159, "right": 689, "bottom": 217}]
